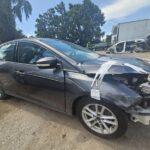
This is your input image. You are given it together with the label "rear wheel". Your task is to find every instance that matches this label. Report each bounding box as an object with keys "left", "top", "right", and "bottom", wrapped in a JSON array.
[
  {"left": 76, "top": 98, "right": 128, "bottom": 139},
  {"left": 0, "top": 88, "right": 9, "bottom": 100}
]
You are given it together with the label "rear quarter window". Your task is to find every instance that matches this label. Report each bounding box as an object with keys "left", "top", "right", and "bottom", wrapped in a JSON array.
[{"left": 0, "top": 43, "right": 15, "bottom": 61}]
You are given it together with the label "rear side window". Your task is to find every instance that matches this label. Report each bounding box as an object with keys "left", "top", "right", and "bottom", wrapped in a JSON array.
[
  {"left": 18, "top": 42, "right": 54, "bottom": 64},
  {"left": 0, "top": 43, "right": 15, "bottom": 61}
]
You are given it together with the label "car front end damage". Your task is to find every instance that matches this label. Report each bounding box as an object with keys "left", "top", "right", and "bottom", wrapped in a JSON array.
[
  {"left": 90, "top": 60, "right": 150, "bottom": 125},
  {"left": 128, "top": 81, "right": 150, "bottom": 125}
]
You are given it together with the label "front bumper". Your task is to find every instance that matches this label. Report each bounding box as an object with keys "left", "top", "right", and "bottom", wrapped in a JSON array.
[
  {"left": 129, "top": 106, "right": 150, "bottom": 125},
  {"left": 131, "top": 114, "right": 150, "bottom": 125}
]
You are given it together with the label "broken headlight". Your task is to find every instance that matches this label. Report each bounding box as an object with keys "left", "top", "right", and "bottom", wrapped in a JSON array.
[{"left": 140, "top": 82, "right": 150, "bottom": 95}]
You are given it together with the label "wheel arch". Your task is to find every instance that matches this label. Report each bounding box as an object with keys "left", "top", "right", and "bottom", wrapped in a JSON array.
[
  {"left": 71, "top": 95, "right": 121, "bottom": 116},
  {"left": 72, "top": 95, "right": 90, "bottom": 115}
]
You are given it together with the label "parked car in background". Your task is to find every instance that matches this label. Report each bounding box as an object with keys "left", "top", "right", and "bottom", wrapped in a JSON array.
[
  {"left": 106, "top": 39, "right": 146, "bottom": 54},
  {"left": 0, "top": 38, "right": 150, "bottom": 139},
  {"left": 92, "top": 42, "right": 109, "bottom": 51}
]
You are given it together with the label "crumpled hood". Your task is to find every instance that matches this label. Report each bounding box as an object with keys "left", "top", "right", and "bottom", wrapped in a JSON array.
[{"left": 79, "top": 54, "right": 150, "bottom": 74}]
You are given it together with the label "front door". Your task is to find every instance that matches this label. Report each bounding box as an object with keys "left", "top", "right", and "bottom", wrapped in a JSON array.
[{"left": 14, "top": 41, "right": 65, "bottom": 111}]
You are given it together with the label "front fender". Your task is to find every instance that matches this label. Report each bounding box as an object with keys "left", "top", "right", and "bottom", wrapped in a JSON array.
[{"left": 100, "top": 80, "right": 142, "bottom": 110}]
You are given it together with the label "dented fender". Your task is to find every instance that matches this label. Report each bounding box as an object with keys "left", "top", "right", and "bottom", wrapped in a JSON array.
[{"left": 99, "top": 79, "right": 142, "bottom": 110}]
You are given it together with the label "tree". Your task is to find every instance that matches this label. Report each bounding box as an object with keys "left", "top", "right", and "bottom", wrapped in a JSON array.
[
  {"left": 0, "top": 0, "right": 16, "bottom": 43},
  {"left": 35, "top": 0, "right": 105, "bottom": 47},
  {"left": 12, "top": 0, "right": 32, "bottom": 22},
  {"left": 35, "top": 2, "right": 68, "bottom": 39},
  {"left": 15, "top": 29, "right": 26, "bottom": 39},
  {"left": 0, "top": 0, "right": 32, "bottom": 43}
]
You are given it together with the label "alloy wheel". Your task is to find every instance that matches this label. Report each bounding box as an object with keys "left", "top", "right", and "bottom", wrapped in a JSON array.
[{"left": 82, "top": 104, "right": 118, "bottom": 135}]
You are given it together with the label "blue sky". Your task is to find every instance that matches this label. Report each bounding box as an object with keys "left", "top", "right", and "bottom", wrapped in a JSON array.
[{"left": 16, "top": 0, "right": 150, "bottom": 37}]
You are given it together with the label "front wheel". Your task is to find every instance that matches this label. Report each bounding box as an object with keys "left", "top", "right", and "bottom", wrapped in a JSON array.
[{"left": 76, "top": 98, "right": 128, "bottom": 139}]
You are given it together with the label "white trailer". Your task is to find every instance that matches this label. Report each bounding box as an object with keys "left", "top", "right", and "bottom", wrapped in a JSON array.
[{"left": 112, "top": 19, "right": 150, "bottom": 44}]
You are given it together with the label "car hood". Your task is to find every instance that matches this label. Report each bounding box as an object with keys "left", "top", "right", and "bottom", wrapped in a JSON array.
[{"left": 79, "top": 54, "right": 150, "bottom": 74}]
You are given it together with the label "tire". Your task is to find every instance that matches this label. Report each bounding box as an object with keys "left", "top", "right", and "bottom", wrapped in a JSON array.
[
  {"left": 76, "top": 97, "right": 128, "bottom": 139},
  {"left": 0, "top": 88, "right": 9, "bottom": 100}
]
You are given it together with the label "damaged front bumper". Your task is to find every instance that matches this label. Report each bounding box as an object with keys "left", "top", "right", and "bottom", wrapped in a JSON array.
[{"left": 129, "top": 105, "right": 150, "bottom": 125}]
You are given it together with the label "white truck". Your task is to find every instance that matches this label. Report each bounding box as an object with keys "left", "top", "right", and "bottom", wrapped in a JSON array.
[{"left": 107, "top": 39, "right": 146, "bottom": 54}]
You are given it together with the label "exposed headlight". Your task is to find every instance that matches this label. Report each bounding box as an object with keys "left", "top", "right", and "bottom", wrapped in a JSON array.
[{"left": 140, "top": 82, "right": 150, "bottom": 95}]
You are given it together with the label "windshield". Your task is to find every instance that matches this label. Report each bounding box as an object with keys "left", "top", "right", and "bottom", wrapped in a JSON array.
[{"left": 41, "top": 39, "right": 99, "bottom": 62}]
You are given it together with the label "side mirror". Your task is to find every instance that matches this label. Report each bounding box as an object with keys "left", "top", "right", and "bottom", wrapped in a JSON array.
[{"left": 36, "top": 57, "right": 58, "bottom": 69}]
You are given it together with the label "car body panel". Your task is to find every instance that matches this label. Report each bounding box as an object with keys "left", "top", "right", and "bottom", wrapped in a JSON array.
[
  {"left": 79, "top": 55, "right": 150, "bottom": 74},
  {"left": 0, "top": 38, "right": 149, "bottom": 116},
  {"left": 14, "top": 62, "right": 66, "bottom": 111},
  {"left": 0, "top": 61, "right": 17, "bottom": 93}
]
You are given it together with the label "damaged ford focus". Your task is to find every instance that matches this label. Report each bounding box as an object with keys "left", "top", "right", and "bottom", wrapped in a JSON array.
[{"left": 0, "top": 38, "right": 150, "bottom": 139}]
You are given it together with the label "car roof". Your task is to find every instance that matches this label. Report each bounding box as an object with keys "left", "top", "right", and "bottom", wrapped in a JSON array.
[{"left": 0, "top": 38, "right": 60, "bottom": 45}]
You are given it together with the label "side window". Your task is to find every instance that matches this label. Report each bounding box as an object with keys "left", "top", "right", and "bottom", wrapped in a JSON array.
[
  {"left": 125, "top": 41, "right": 136, "bottom": 51},
  {"left": 116, "top": 42, "right": 124, "bottom": 52},
  {"left": 0, "top": 43, "right": 15, "bottom": 61},
  {"left": 18, "top": 42, "right": 54, "bottom": 64}
]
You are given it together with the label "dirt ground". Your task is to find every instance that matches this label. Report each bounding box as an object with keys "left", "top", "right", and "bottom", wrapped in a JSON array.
[
  {"left": 127, "top": 52, "right": 150, "bottom": 59},
  {"left": 0, "top": 53, "right": 150, "bottom": 150}
]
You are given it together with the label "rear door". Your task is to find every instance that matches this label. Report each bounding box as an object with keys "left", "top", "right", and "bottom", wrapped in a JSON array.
[
  {"left": 14, "top": 41, "right": 65, "bottom": 111},
  {"left": 0, "top": 42, "right": 17, "bottom": 94}
]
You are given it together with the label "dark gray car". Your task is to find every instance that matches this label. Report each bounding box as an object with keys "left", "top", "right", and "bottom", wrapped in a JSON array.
[{"left": 0, "top": 38, "right": 150, "bottom": 139}]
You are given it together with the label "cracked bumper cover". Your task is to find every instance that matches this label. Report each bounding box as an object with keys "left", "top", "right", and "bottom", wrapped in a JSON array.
[{"left": 129, "top": 106, "right": 150, "bottom": 125}]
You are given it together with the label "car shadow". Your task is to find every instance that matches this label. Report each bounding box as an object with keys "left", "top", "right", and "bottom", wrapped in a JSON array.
[{"left": 2, "top": 98, "right": 150, "bottom": 150}]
